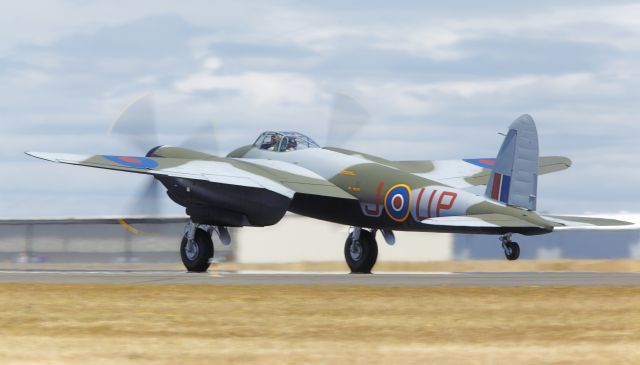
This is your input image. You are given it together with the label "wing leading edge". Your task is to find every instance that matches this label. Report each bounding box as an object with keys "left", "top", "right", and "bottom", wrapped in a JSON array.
[{"left": 26, "top": 152, "right": 356, "bottom": 201}]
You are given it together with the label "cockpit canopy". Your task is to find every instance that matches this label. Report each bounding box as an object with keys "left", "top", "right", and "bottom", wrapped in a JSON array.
[{"left": 253, "top": 131, "right": 320, "bottom": 152}]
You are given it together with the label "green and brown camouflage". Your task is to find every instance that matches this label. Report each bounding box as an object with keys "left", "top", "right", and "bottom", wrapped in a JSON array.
[{"left": 26, "top": 123, "right": 633, "bottom": 235}]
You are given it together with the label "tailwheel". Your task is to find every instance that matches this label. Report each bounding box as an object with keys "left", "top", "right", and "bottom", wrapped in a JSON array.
[
  {"left": 181, "top": 228, "right": 214, "bottom": 272},
  {"left": 344, "top": 229, "right": 378, "bottom": 274},
  {"left": 500, "top": 233, "right": 520, "bottom": 261}
]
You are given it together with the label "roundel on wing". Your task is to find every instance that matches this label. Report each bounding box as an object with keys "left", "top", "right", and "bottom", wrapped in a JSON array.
[
  {"left": 384, "top": 184, "right": 412, "bottom": 223},
  {"left": 103, "top": 155, "right": 159, "bottom": 169}
]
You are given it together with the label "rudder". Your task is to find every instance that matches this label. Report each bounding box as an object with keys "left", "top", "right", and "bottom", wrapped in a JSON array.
[{"left": 485, "top": 114, "right": 539, "bottom": 211}]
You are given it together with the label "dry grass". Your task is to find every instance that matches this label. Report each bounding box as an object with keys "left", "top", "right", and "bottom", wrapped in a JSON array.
[
  {"left": 2, "top": 259, "right": 640, "bottom": 272},
  {"left": 0, "top": 284, "right": 639, "bottom": 364},
  {"left": 220, "top": 259, "right": 640, "bottom": 272}
]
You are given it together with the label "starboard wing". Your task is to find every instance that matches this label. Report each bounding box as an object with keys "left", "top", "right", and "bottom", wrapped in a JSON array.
[
  {"left": 421, "top": 214, "right": 546, "bottom": 228},
  {"left": 26, "top": 152, "right": 356, "bottom": 200},
  {"left": 420, "top": 213, "right": 636, "bottom": 231},
  {"left": 542, "top": 215, "right": 637, "bottom": 230}
]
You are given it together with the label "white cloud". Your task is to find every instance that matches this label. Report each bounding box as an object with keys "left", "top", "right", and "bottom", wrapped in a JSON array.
[
  {"left": 0, "top": 1, "right": 291, "bottom": 54},
  {"left": 175, "top": 71, "right": 320, "bottom": 105},
  {"left": 373, "top": 28, "right": 469, "bottom": 61},
  {"left": 2, "top": 1, "right": 640, "bottom": 217},
  {"left": 350, "top": 72, "right": 625, "bottom": 120},
  {"left": 346, "top": 3, "right": 640, "bottom": 61},
  {"left": 203, "top": 57, "right": 223, "bottom": 70},
  {"left": 446, "top": 3, "right": 640, "bottom": 51},
  {"left": 7, "top": 69, "right": 52, "bottom": 88},
  {"left": 2, "top": 2, "right": 640, "bottom": 60}
]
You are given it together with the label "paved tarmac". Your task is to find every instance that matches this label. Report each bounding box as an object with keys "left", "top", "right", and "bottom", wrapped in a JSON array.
[{"left": 0, "top": 269, "right": 638, "bottom": 286}]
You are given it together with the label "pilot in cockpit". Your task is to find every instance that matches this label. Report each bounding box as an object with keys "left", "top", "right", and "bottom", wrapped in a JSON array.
[
  {"left": 262, "top": 134, "right": 281, "bottom": 151},
  {"left": 286, "top": 137, "right": 297, "bottom": 151},
  {"left": 256, "top": 132, "right": 318, "bottom": 152}
]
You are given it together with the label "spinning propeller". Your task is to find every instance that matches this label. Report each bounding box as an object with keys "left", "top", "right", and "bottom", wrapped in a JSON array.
[
  {"left": 109, "top": 94, "right": 218, "bottom": 229},
  {"left": 109, "top": 92, "right": 371, "bottom": 232},
  {"left": 325, "top": 93, "right": 371, "bottom": 148}
]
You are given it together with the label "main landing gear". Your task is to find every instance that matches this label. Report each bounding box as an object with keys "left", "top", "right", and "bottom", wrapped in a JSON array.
[
  {"left": 500, "top": 233, "right": 520, "bottom": 261},
  {"left": 344, "top": 228, "right": 379, "bottom": 274},
  {"left": 181, "top": 221, "right": 231, "bottom": 272}
]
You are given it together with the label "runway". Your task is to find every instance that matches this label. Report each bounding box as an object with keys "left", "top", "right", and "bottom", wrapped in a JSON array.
[{"left": 0, "top": 269, "right": 638, "bottom": 286}]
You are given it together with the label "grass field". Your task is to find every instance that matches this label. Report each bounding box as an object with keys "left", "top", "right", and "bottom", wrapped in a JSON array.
[
  {"left": 219, "top": 259, "right": 640, "bottom": 273},
  {"left": 0, "top": 284, "right": 639, "bottom": 364},
  {"left": 3, "top": 259, "right": 640, "bottom": 272}
]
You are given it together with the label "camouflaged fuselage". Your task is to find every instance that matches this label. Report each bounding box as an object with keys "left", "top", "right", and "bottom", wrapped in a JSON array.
[
  {"left": 229, "top": 146, "right": 554, "bottom": 235},
  {"left": 26, "top": 144, "right": 630, "bottom": 233}
]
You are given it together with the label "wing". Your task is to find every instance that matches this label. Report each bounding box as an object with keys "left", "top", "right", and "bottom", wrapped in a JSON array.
[
  {"left": 421, "top": 213, "right": 635, "bottom": 232},
  {"left": 26, "top": 152, "right": 356, "bottom": 200},
  {"left": 542, "top": 215, "right": 637, "bottom": 230},
  {"left": 422, "top": 214, "right": 546, "bottom": 228},
  {"left": 405, "top": 156, "right": 572, "bottom": 188}
]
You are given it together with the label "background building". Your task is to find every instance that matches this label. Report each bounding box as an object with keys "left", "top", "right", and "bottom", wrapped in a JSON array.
[{"left": 0, "top": 214, "right": 637, "bottom": 264}]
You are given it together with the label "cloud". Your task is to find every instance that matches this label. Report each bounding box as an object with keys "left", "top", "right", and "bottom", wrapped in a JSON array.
[
  {"left": 175, "top": 70, "right": 321, "bottom": 106},
  {"left": 372, "top": 28, "right": 469, "bottom": 61},
  {"left": 349, "top": 72, "right": 625, "bottom": 122},
  {"left": 1, "top": 2, "right": 639, "bottom": 217},
  {"left": 203, "top": 57, "right": 223, "bottom": 70}
]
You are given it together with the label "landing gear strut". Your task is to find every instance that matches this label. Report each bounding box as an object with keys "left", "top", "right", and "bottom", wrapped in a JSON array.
[
  {"left": 344, "top": 228, "right": 378, "bottom": 274},
  {"left": 180, "top": 221, "right": 230, "bottom": 272},
  {"left": 500, "top": 233, "right": 520, "bottom": 261}
]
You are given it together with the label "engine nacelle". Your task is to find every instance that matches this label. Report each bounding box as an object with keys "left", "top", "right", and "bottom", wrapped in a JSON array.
[
  {"left": 162, "top": 177, "right": 290, "bottom": 227},
  {"left": 147, "top": 145, "right": 290, "bottom": 227}
]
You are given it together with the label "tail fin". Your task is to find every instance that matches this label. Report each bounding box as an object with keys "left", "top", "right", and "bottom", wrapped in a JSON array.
[{"left": 485, "top": 114, "right": 539, "bottom": 211}]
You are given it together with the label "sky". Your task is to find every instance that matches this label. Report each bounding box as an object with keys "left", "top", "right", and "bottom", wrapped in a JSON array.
[{"left": 0, "top": 0, "right": 639, "bottom": 218}]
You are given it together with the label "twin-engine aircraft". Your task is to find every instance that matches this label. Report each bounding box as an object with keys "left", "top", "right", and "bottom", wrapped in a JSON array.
[{"left": 27, "top": 114, "right": 633, "bottom": 273}]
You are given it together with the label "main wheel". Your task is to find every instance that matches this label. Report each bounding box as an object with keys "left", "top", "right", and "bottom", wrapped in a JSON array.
[
  {"left": 504, "top": 241, "right": 520, "bottom": 261},
  {"left": 344, "top": 230, "right": 378, "bottom": 274},
  {"left": 180, "top": 229, "right": 214, "bottom": 272}
]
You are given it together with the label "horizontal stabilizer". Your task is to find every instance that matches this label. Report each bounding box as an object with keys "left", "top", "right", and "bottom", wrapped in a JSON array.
[
  {"left": 463, "top": 156, "right": 571, "bottom": 186},
  {"left": 402, "top": 156, "right": 570, "bottom": 189}
]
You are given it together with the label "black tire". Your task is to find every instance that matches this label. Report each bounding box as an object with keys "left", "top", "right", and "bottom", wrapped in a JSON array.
[
  {"left": 344, "top": 230, "right": 378, "bottom": 274},
  {"left": 180, "top": 229, "right": 214, "bottom": 272},
  {"left": 505, "top": 242, "right": 520, "bottom": 261}
]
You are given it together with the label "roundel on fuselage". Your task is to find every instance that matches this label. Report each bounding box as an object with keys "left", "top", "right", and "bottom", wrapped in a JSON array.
[{"left": 384, "top": 184, "right": 411, "bottom": 223}]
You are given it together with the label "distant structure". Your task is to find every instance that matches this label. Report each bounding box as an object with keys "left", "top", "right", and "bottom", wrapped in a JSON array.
[
  {"left": 0, "top": 214, "right": 637, "bottom": 264},
  {"left": 236, "top": 214, "right": 452, "bottom": 263},
  {"left": 0, "top": 221, "right": 232, "bottom": 264}
]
